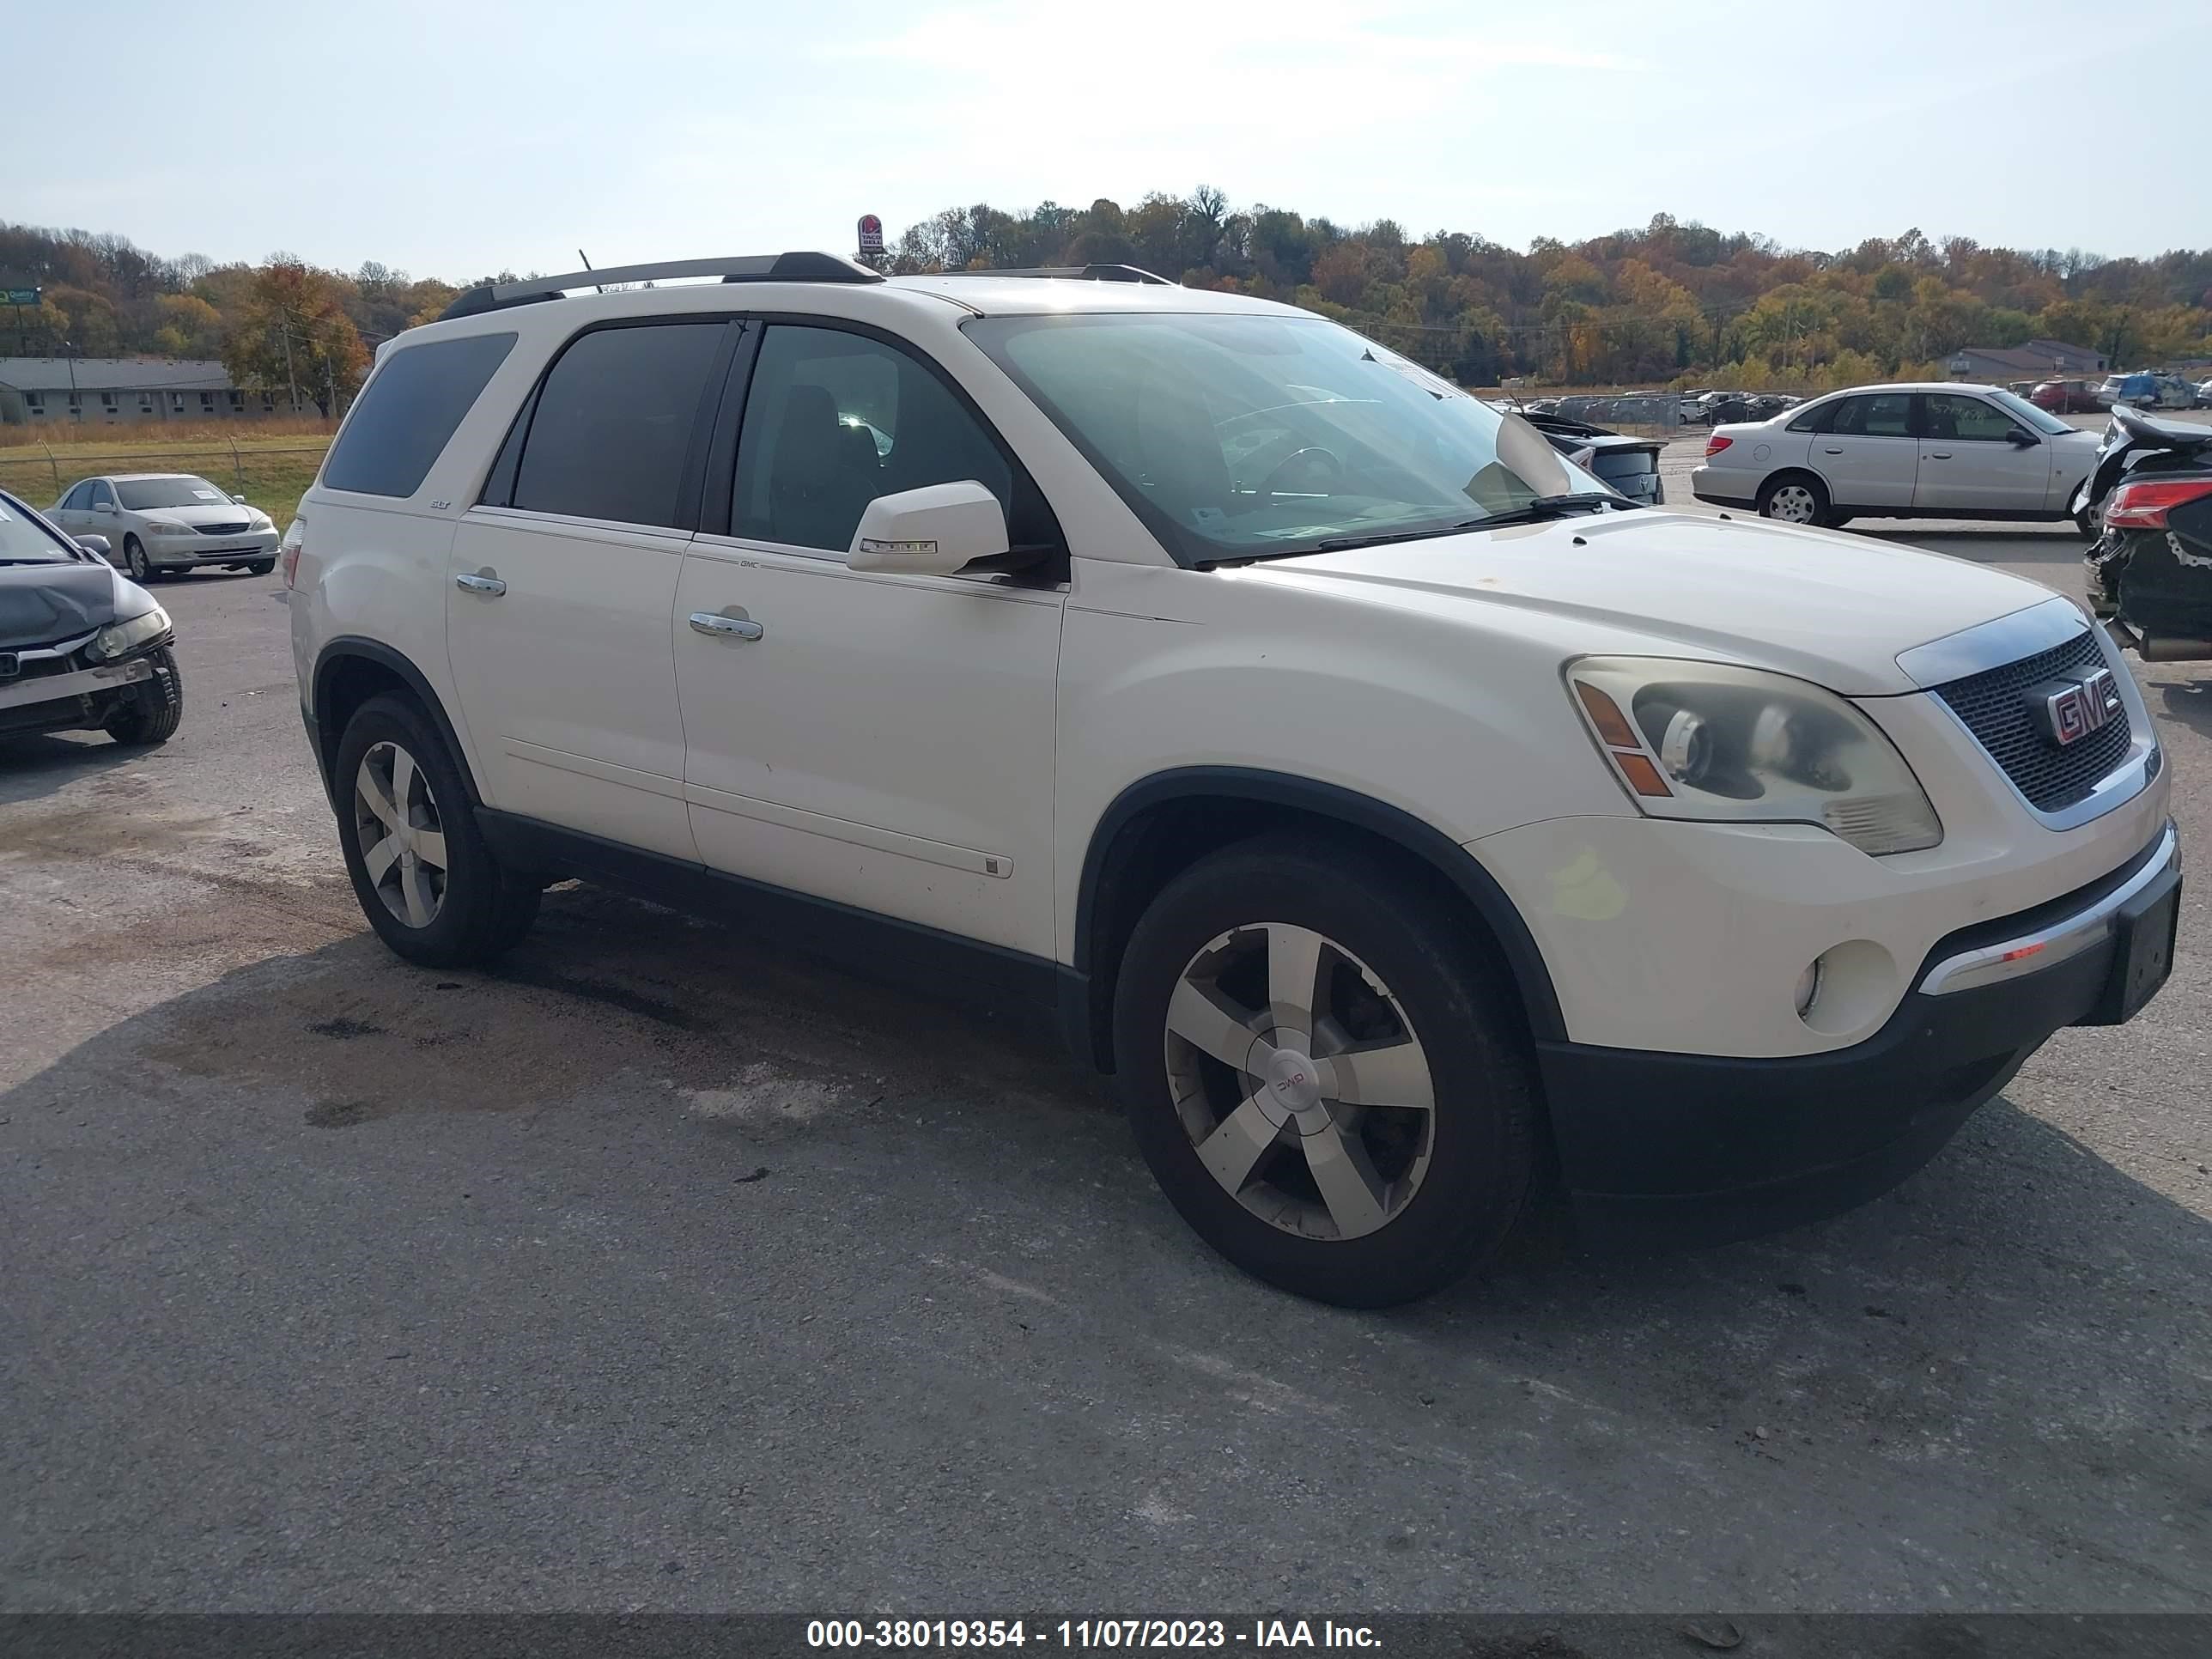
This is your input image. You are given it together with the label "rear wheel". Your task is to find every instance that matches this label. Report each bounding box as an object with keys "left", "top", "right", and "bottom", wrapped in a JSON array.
[
  {"left": 2075, "top": 503, "right": 2100, "bottom": 539},
  {"left": 1756, "top": 473, "right": 1828, "bottom": 527},
  {"left": 1112, "top": 836, "right": 1540, "bottom": 1308},
  {"left": 333, "top": 694, "right": 539, "bottom": 967}
]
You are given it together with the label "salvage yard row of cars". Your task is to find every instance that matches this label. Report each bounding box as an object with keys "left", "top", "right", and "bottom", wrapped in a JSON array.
[{"left": 1, "top": 264, "right": 2191, "bottom": 1303}]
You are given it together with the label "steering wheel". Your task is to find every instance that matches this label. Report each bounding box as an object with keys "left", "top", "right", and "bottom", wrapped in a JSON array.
[{"left": 1256, "top": 446, "right": 1346, "bottom": 504}]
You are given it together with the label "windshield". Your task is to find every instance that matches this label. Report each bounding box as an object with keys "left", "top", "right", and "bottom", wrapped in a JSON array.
[
  {"left": 1984, "top": 388, "right": 2072, "bottom": 436},
  {"left": 966, "top": 312, "right": 1601, "bottom": 564},
  {"left": 116, "top": 476, "right": 231, "bottom": 511},
  {"left": 0, "top": 493, "right": 82, "bottom": 563}
]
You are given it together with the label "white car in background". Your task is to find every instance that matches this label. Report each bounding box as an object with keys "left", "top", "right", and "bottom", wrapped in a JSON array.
[
  {"left": 49, "top": 473, "right": 282, "bottom": 581},
  {"left": 1690, "top": 383, "right": 2103, "bottom": 535}
]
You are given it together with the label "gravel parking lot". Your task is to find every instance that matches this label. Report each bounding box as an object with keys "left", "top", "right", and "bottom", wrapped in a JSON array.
[{"left": 3, "top": 444, "right": 2208, "bottom": 1614}]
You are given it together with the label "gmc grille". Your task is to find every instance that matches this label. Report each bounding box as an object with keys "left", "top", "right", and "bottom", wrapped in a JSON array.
[{"left": 1932, "top": 629, "right": 2132, "bottom": 812}]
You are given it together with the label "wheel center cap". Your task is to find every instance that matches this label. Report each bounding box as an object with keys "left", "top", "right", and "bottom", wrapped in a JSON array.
[{"left": 1266, "top": 1047, "right": 1322, "bottom": 1114}]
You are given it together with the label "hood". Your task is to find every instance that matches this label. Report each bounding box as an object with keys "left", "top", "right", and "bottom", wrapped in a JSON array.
[
  {"left": 0, "top": 560, "right": 131, "bottom": 649},
  {"left": 1249, "top": 509, "right": 2062, "bottom": 696},
  {"left": 142, "top": 501, "right": 261, "bottom": 526}
]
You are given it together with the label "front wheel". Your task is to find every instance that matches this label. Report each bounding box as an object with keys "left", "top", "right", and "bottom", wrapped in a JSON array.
[
  {"left": 122, "top": 535, "right": 153, "bottom": 582},
  {"left": 244, "top": 559, "right": 276, "bottom": 576},
  {"left": 103, "top": 646, "right": 184, "bottom": 745},
  {"left": 1112, "top": 836, "right": 1540, "bottom": 1307},
  {"left": 333, "top": 694, "right": 540, "bottom": 967}
]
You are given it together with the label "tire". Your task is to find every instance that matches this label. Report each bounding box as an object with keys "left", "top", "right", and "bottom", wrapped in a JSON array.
[
  {"left": 1755, "top": 473, "right": 1829, "bottom": 527},
  {"left": 103, "top": 645, "right": 184, "bottom": 746},
  {"left": 1111, "top": 835, "right": 1540, "bottom": 1308},
  {"left": 122, "top": 535, "right": 153, "bottom": 582},
  {"left": 244, "top": 559, "right": 276, "bottom": 576},
  {"left": 2075, "top": 504, "right": 2100, "bottom": 540},
  {"left": 1820, "top": 513, "right": 1853, "bottom": 530},
  {"left": 332, "top": 693, "right": 540, "bottom": 967}
]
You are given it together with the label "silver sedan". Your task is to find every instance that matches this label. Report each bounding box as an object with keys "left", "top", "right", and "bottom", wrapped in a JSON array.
[{"left": 49, "top": 472, "right": 282, "bottom": 581}]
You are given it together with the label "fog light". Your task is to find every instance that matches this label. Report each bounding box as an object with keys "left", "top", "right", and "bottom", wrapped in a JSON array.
[{"left": 1794, "top": 958, "right": 1824, "bottom": 1018}]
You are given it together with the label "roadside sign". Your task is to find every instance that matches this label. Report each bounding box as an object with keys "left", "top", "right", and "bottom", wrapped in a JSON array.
[
  {"left": 856, "top": 215, "right": 884, "bottom": 256},
  {"left": 3, "top": 288, "right": 39, "bottom": 307}
]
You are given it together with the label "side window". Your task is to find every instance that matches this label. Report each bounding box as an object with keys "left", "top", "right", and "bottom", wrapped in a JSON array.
[
  {"left": 1830, "top": 394, "right": 1912, "bottom": 437},
  {"left": 89, "top": 481, "right": 115, "bottom": 509},
  {"left": 1923, "top": 394, "right": 2017, "bottom": 442},
  {"left": 59, "top": 481, "right": 92, "bottom": 511},
  {"left": 732, "top": 324, "right": 1014, "bottom": 555},
  {"left": 511, "top": 323, "right": 726, "bottom": 529},
  {"left": 1787, "top": 400, "right": 1837, "bottom": 434},
  {"left": 323, "top": 331, "right": 516, "bottom": 498}
]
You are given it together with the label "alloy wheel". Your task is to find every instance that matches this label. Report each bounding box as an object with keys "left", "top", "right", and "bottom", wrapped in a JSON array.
[
  {"left": 353, "top": 740, "right": 448, "bottom": 928},
  {"left": 1764, "top": 483, "right": 1818, "bottom": 524},
  {"left": 125, "top": 538, "right": 150, "bottom": 580},
  {"left": 1163, "top": 921, "right": 1437, "bottom": 1241}
]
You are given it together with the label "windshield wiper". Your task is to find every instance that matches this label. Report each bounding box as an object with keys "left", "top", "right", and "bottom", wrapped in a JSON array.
[{"left": 1473, "top": 492, "right": 1635, "bottom": 527}]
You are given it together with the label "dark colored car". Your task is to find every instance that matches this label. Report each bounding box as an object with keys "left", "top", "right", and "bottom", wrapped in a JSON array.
[
  {"left": 0, "top": 488, "right": 185, "bottom": 748},
  {"left": 1513, "top": 411, "right": 1666, "bottom": 506},
  {"left": 2083, "top": 406, "right": 2212, "bottom": 662}
]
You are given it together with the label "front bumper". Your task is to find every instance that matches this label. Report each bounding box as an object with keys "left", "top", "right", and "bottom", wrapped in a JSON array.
[
  {"left": 145, "top": 529, "right": 278, "bottom": 565},
  {"left": 0, "top": 653, "right": 156, "bottom": 735},
  {"left": 1540, "top": 823, "right": 2181, "bottom": 1249}
]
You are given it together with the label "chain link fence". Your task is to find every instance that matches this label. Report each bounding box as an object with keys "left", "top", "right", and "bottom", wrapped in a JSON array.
[{"left": 0, "top": 439, "right": 329, "bottom": 526}]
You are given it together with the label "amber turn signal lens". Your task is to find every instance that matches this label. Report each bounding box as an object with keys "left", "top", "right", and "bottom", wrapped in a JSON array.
[
  {"left": 1613, "top": 750, "right": 1673, "bottom": 797},
  {"left": 1575, "top": 682, "right": 1640, "bottom": 750}
]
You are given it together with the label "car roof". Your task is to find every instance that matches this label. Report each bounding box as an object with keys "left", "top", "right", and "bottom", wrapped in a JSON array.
[{"left": 102, "top": 472, "right": 212, "bottom": 483}]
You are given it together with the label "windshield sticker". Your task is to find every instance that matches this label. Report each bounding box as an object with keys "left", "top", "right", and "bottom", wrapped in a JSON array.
[{"left": 192, "top": 489, "right": 222, "bottom": 500}]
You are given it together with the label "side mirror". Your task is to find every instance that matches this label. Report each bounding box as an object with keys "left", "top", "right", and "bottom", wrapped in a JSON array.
[
  {"left": 94, "top": 501, "right": 117, "bottom": 513},
  {"left": 76, "top": 534, "right": 112, "bottom": 557},
  {"left": 847, "top": 481, "right": 1010, "bottom": 576},
  {"left": 2007, "top": 428, "right": 2038, "bottom": 447}
]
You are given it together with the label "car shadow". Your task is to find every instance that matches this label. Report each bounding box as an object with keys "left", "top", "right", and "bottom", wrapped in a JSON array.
[
  {"left": 5, "top": 878, "right": 2206, "bottom": 1607},
  {"left": 0, "top": 730, "right": 139, "bottom": 802},
  {"left": 1857, "top": 527, "right": 2087, "bottom": 565},
  {"left": 2156, "top": 678, "right": 2212, "bottom": 736}
]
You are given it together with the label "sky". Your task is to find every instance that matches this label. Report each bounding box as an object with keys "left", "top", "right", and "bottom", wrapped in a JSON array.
[{"left": 15, "top": 0, "right": 2211, "bottom": 283}]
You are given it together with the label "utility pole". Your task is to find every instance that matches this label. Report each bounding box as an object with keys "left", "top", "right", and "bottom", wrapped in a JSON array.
[
  {"left": 62, "top": 340, "right": 78, "bottom": 420},
  {"left": 278, "top": 320, "right": 301, "bottom": 417}
]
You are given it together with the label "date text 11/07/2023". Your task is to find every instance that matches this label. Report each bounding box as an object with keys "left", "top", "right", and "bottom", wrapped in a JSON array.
[{"left": 805, "top": 1620, "right": 1382, "bottom": 1650}]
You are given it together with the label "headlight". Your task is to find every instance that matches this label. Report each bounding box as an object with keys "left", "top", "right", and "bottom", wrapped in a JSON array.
[
  {"left": 143, "top": 519, "right": 190, "bottom": 534},
  {"left": 1566, "top": 658, "right": 1943, "bottom": 855},
  {"left": 88, "top": 605, "right": 171, "bottom": 661}
]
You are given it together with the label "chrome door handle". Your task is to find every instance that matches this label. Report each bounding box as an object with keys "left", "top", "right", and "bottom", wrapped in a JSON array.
[
  {"left": 690, "top": 611, "right": 763, "bottom": 641},
  {"left": 454, "top": 572, "right": 507, "bottom": 595}
]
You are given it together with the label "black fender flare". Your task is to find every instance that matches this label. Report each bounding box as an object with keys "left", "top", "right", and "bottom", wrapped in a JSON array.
[
  {"left": 1073, "top": 767, "right": 1565, "bottom": 1045},
  {"left": 309, "top": 636, "right": 483, "bottom": 806}
]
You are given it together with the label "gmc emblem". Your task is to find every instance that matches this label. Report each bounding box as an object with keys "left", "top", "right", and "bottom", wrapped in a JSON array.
[{"left": 2027, "top": 667, "right": 2123, "bottom": 747}]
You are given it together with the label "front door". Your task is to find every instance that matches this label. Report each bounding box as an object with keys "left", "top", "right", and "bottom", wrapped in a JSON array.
[
  {"left": 1911, "top": 392, "right": 2052, "bottom": 515},
  {"left": 673, "top": 321, "right": 1064, "bottom": 957},
  {"left": 445, "top": 318, "right": 735, "bottom": 860},
  {"left": 1809, "top": 392, "right": 1919, "bottom": 509}
]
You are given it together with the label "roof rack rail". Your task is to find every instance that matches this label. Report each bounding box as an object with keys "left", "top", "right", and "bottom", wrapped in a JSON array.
[
  {"left": 937, "top": 264, "right": 1176, "bottom": 286},
  {"left": 441, "top": 252, "right": 884, "bottom": 321}
]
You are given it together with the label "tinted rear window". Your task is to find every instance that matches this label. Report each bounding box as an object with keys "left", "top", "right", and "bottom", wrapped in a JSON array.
[
  {"left": 322, "top": 332, "right": 517, "bottom": 497},
  {"left": 511, "top": 322, "right": 726, "bottom": 528}
]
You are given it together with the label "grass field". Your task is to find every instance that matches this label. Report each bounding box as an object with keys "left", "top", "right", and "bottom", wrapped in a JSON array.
[{"left": 0, "top": 429, "right": 332, "bottom": 530}]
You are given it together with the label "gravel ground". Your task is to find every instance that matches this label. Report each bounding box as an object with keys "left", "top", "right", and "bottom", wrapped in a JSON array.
[{"left": 3, "top": 460, "right": 2207, "bottom": 1614}]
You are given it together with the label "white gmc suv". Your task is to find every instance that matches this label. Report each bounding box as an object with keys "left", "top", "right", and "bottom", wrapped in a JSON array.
[{"left": 286, "top": 252, "right": 2179, "bottom": 1307}]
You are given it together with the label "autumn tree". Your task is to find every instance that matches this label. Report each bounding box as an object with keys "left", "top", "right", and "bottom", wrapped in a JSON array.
[{"left": 222, "top": 258, "right": 367, "bottom": 416}]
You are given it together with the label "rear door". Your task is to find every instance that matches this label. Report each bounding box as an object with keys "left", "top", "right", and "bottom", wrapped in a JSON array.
[
  {"left": 446, "top": 319, "right": 738, "bottom": 860},
  {"left": 1912, "top": 392, "right": 2051, "bottom": 515},
  {"left": 1808, "top": 392, "right": 1918, "bottom": 508}
]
